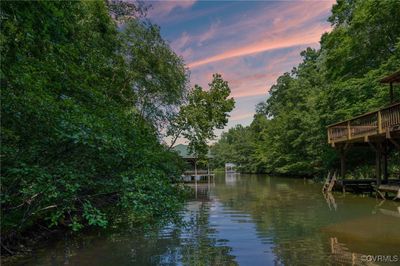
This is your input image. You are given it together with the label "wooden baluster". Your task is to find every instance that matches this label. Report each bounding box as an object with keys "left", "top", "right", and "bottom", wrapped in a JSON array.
[
  {"left": 347, "top": 121, "right": 351, "bottom": 140},
  {"left": 378, "top": 111, "right": 382, "bottom": 134},
  {"left": 328, "top": 128, "right": 331, "bottom": 143}
]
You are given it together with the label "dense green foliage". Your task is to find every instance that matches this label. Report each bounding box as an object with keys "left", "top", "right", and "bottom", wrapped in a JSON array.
[
  {"left": 0, "top": 0, "right": 191, "bottom": 246},
  {"left": 169, "top": 74, "right": 235, "bottom": 158},
  {"left": 120, "top": 19, "right": 188, "bottom": 133},
  {"left": 212, "top": 0, "right": 400, "bottom": 176}
]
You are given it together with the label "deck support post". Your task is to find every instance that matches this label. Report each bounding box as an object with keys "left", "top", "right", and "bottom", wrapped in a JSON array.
[
  {"left": 389, "top": 138, "right": 400, "bottom": 150},
  {"left": 339, "top": 143, "right": 350, "bottom": 178},
  {"left": 375, "top": 142, "right": 382, "bottom": 186},
  {"left": 340, "top": 150, "right": 346, "bottom": 178},
  {"left": 383, "top": 141, "right": 388, "bottom": 184},
  {"left": 368, "top": 141, "right": 383, "bottom": 186}
]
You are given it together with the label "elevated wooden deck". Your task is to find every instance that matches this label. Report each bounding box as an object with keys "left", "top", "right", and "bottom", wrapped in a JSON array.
[
  {"left": 327, "top": 102, "right": 400, "bottom": 146},
  {"left": 325, "top": 72, "right": 400, "bottom": 195}
]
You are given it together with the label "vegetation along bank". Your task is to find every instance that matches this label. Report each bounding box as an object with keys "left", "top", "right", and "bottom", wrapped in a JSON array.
[
  {"left": 0, "top": 0, "right": 234, "bottom": 254},
  {"left": 211, "top": 0, "right": 400, "bottom": 177}
]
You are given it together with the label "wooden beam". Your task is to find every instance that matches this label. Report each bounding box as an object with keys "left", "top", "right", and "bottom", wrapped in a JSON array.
[
  {"left": 347, "top": 121, "right": 351, "bottom": 140},
  {"left": 375, "top": 187, "right": 386, "bottom": 200},
  {"left": 376, "top": 142, "right": 382, "bottom": 186},
  {"left": 369, "top": 141, "right": 383, "bottom": 185},
  {"left": 340, "top": 151, "right": 346, "bottom": 178},
  {"left": 383, "top": 141, "right": 388, "bottom": 184},
  {"left": 339, "top": 143, "right": 351, "bottom": 178},
  {"left": 343, "top": 142, "right": 350, "bottom": 152},
  {"left": 368, "top": 141, "right": 377, "bottom": 152},
  {"left": 327, "top": 128, "right": 331, "bottom": 144},
  {"left": 378, "top": 110, "right": 383, "bottom": 134},
  {"left": 389, "top": 138, "right": 400, "bottom": 150}
]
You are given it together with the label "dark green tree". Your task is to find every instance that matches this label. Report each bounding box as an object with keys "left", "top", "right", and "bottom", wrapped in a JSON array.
[
  {"left": 0, "top": 0, "right": 187, "bottom": 251},
  {"left": 168, "top": 74, "right": 235, "bottom": 158},
  {"left": 211, "top": 0, "right": 400, "bottom": 176}
]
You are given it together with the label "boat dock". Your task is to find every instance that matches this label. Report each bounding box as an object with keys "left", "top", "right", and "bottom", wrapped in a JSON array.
[{"left": 181, "top": 170, "right": 215, "bottom": 183}]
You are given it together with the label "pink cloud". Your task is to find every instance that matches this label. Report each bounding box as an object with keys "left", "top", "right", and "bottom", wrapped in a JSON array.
[
  {"left": 148, "top": 1, "right": 227, "bottom": 25},
  {"left": 179, "top": 1, "right": 333, "bottom": 68},
  {"left": 188, "top": 23, "right": 330, "bottom": 68},
  {"left": 148, "top": 0, "right": 196, "bottom": 18},
  {"left": 172, "top": 32, "right": 191, "bottom": 51},
  {"left": 188, "top": 46, "right": 309, "bottom": 99},
  {"left": 230, "top": 112, "right": 255, "bottom": 122},
  {"left": 171, "top": 20, "right": 220, "bottom": 54},
  {"left": 197, "top": 21, "right": 220, "bottom": 45},
  {"left": 154, "top": 0, "right": 336, "bottom": 139}
]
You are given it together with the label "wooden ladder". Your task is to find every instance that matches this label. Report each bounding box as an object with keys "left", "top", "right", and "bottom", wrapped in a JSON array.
[
  {"left": 322, "top": 171, "right": 331, "bottom": 192},
  {"left": 322, "top": 171, "right": 336, "bottom": 193}
]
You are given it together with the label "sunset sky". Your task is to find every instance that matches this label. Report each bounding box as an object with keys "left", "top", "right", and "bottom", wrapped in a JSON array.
[{"left": 147, "top": 0, "right": 335, "bottom": 140}]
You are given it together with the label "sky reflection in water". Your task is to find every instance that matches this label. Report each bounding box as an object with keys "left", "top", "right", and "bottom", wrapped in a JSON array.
[{"left": 8, "top": 174, "right": 400, "bottom": 266}]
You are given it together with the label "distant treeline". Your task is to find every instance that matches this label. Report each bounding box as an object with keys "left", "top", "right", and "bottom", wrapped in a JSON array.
[{"left": 211, "top": 0, "right": 400, "bottom": 176}]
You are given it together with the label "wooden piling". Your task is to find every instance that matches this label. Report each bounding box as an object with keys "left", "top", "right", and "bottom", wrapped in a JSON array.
[
  {"left": 375, "top": 142, "right": 382, "bottom": 186},
  {"left": 340, "top": 151, "right": 346, "bottom": 178},
  {"left": 383, "top": 141, "right": 388, "bottom": 184}
]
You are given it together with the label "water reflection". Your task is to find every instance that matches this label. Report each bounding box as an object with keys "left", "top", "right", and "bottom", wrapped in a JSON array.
[
  {"left": 225, "top": 172, "right": 239, "bottom": 185},
  {"left": 329, "top": 237, "right": 378, "bottom": 266},
  {"left": 6, "top": 174, "right": 400, "bottom": 266},
  {"left": 378, "top": 206, "right": 400, "bottom": 218},
  {"left": 323, "top": 192, "right": 338, "bottom": 211},
  {"left": 187, "top": 183, "right": 213, "bottom": 200}
]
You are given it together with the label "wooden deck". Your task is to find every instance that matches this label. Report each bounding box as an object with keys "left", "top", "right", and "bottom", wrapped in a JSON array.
[
  {"left": 376, "top": 184, "right": 400, "bottom": 200},
  {"left": 325, "top": 72, "right": 400, "bottom": 197},
  {"left": 334, "top": 179, "right": 376, "bottom": 193},
  {"left": 327, "top": 102, "right": 400, "bottom": 146}
]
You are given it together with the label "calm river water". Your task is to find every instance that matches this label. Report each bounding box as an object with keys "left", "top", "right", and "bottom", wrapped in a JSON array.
[{"left": 8, "top": 174, "right": 400, "bottom": 265}]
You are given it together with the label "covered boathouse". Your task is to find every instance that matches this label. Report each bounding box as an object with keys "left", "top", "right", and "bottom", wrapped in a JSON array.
[
  {"left": 327, "top": 71, "right": 400, "bottom": 199},
  {"left": 172, "top": 144, "right": 214, "bottom": 183}
]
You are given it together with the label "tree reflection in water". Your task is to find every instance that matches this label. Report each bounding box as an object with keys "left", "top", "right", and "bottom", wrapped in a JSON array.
[
  {"left": 7, "top": 174, "right": 400, "bottom": 266},
  {"left": 179, "top": 201, "right": 237, "bottom": 266},
  {"left": 7, "top": 183, "right": 237, "bottom": 266}
]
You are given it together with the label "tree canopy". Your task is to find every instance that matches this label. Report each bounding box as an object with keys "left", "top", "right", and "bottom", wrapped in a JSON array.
[
  {"left": 1, "top": 1, "right": 236, "bottom": 252},
  {"left": 0, "top": 0, "right": 209, "bottom": 251},
  {"left": 169, "top": 74, "right": 235, "bottom": 158},
  {"left": 211, "top": 0, "right": 400, "bottom": 176}
]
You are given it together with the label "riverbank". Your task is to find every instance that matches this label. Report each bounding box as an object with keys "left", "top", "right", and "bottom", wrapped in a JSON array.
[{"left": 1, "top": 187, "right": 189, "bottom": 263}]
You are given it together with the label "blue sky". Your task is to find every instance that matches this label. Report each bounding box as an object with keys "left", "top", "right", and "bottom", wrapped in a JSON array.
[{"left": 146, "top": 0, "right": 335, "bottom": 142}]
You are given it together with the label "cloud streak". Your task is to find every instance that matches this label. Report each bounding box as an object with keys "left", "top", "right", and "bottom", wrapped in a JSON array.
[
  {"left": 189, "top": 44, "right": 314, "bottom": 98},
  {"left": 148, "top": 0, "right": 197, "bottom": 19},
  {"left": 151, "top": 0, "right": 334, "bottom": 138},
  {"left": 187, "top": 30, "right": 325, "bottom": 68},
  {"left": 186, "top": 1, "right": 333, "bottom": 68}
]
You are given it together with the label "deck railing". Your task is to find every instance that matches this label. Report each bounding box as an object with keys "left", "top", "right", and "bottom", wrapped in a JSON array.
[{"left": 328, "top": 102, "right": 400, "bottom": 143}]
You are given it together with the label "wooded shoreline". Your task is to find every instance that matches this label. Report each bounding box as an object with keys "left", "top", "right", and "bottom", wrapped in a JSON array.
[
  {"left": 2, "top": 0, "right": 400, "bottom": 260},
  {"left": 210, "top": 1, "right": 400, "bottom": 180}
]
